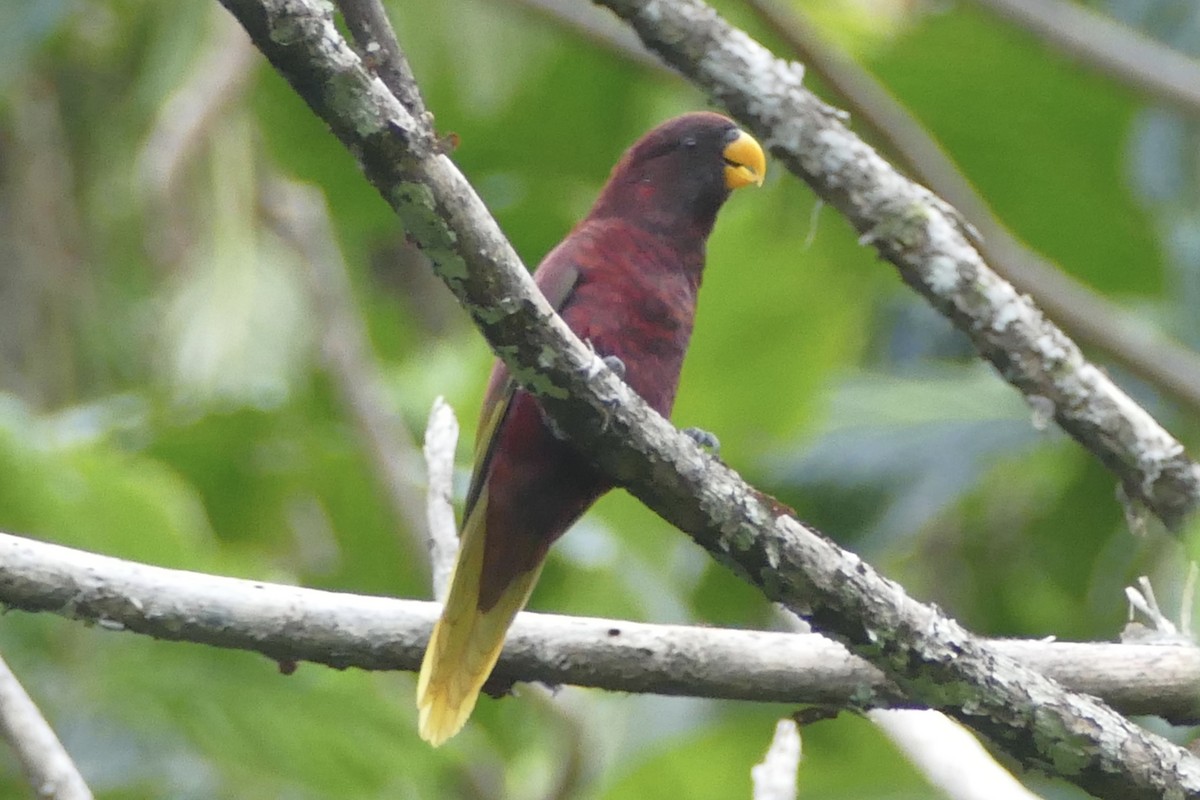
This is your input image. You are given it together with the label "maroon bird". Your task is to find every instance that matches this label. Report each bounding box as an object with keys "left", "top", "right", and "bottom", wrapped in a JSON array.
[{"left": 417, "top": 112, "right": 766, "bottom": 745}]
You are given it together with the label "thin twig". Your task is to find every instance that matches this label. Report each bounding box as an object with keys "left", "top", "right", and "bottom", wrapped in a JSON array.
[
  {"left": 968, "top": 0, "right": 1200, "bottom": 117},
  {"left": 1123, "top": 574, "right": 1194, "bottom": 645},
  {"left": 751, "top": 719, "right": 801, "bottom": 800},
  {"left": 333, "top": 0, "right": 431, "bottom": 125},
  {"left": 0, "top": 651, "right": 93, "bottom": 800},
  {"left": 423, "top": 397, "right": 459, "bottom": 602},
  {"left": 746, "top": 0, "right": 1200, "bottom": 415},
  {"left": 137, "top": 9, "right": 258, "bottom": 271},
  {"left": 419, "top": 398, "right": 590, "bottom": 800}
]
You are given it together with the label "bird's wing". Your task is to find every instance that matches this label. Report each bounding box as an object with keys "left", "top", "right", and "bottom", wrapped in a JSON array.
[{"left": 461, "top": 256, "right": 582, "bottom": 519}]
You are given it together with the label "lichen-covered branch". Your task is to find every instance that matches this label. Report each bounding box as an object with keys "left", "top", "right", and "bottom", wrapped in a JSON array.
[
  {"left": 332, "top": 0, "right": 431, "bottom": 125},
  {"left": 4, "top": 531, "right": 1200, "bottom": 724},
  {"left": 215, "top": 0, "right": 1200, "bottom": 795},
  {"left": 594, "top": 0, "right": 1200, "bottom": 534}
]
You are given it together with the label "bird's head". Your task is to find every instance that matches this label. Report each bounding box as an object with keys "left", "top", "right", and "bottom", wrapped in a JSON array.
[{"left": 589, "top": 112, "right": 766, "bottom": 235}]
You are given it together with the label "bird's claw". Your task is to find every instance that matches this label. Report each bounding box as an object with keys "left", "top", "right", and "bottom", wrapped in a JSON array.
[
  {"left": 602, "top": 354, "right": 626, "bottom": 379},
  {"left": 539, "top": 410, "right": 569, "bottom": 442},
  {"left": 682, "top": 426, "right": 720, "bottom": 455},
  {"left": 597, "top": 392, "right": 623, "bottom": 434},
  {"left": 582, "top": 339, "right": 624, "bottom": 381}
]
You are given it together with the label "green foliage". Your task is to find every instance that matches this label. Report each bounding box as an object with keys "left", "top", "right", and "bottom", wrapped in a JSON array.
[{"left": 0, "top": 0, "right": 1195, "bottom": 797}]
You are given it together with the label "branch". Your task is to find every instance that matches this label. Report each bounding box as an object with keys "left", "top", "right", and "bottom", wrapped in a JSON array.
[
  {"left": 493, "top": 10, "right": 1177, "bottom": 792},
  {"left": 745, "top": 0, "right": 1200, "bottom": 416},
  {"left": 775, "top": 609, "right": 1046, "bottom": 799},
  {"left": 138, "top": 9, "right": 258, "bottom": 201},
  {"left": 4, "top": 531, "right": 1200, "bottom": 724},
  {"left": 416, "top": 398, "right": 590, "bottom": 800},
  {"left": 332, "top": 0, "right": 430, "bottom": 124},
  {"left": 968, "top": 0, "right": 1200, "bottom": 118},
  {"left": 0, "top": 650, "right": 93, "bottom": 800}
]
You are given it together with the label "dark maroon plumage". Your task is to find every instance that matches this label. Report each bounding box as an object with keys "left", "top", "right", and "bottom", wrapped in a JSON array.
[{"left": 417, "top": 112, "right": 766, "bottom": 745}]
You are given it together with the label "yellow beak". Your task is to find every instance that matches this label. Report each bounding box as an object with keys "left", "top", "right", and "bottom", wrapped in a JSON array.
[{"left": 723, "top": 130, "right": 767, "bottom": 190}]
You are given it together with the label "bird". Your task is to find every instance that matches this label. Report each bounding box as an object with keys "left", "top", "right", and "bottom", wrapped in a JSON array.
[{"left": 416, "top": 112, "right": 766, "bottom": 746}]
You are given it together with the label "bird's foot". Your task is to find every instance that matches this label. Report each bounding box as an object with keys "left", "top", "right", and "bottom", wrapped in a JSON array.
[
  {"left": 682, "top": 426, "right": 720, "bottom": 455},
  {"left": 582, "top": 338, "right": 626, "bottom": 379},
  {"left": 602, "top": 354, "right": 626, "bottom": 380},
  {"left": 596, "top": 355, "right": 625, "bottom": 433}
]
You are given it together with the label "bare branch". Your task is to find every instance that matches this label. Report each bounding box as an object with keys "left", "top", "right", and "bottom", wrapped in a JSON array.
[
  {"left": 213, "top": 0, "right": 1200, "bottom": 794},
  {"left": 969, "top": 0, "right": 1200, "bottom": 118},
  {"left": 3, "top": 530, "right": 1200, "bottom": 724},
  {"left": 423, "top": 397, "right": 460, "bottom": 602},
  {"left": 0, "top": 650, "right": 93, "bottom": 800},
  {"left": 751, "top": 719, "right": 801, "bottom": 800}
]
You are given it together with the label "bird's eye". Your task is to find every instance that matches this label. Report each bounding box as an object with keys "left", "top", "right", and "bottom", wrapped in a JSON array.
[{"left": 682, "top": 136, "right": 697, "bottom": 149}]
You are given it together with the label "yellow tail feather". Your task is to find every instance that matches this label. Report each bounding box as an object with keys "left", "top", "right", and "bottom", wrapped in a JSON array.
[{"left": 416, "top": 497, "right": 543, "bottom": 746}]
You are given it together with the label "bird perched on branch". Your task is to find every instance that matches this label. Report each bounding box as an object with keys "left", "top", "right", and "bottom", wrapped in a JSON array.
[{"left": 417, "top": 112, "right": 766, "bottom": 745}]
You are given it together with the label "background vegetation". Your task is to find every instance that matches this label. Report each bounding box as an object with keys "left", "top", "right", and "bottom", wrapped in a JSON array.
[{"left": 1, "top": 0, "right": 1197, "bottom": 797}]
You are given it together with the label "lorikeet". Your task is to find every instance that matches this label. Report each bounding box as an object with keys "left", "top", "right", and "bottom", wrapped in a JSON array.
[{"left": 417, "top": 112, "right": 766, "bottom": 745}]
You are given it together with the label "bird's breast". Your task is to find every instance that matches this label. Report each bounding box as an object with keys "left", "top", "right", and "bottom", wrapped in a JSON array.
[{"left": 562, "top": 238, "right": 702, "bottom": 417}]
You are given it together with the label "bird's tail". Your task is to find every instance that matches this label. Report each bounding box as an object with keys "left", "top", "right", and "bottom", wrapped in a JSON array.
[{"left": 416, "top": 505, "right": 542, "bottom": 746}]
